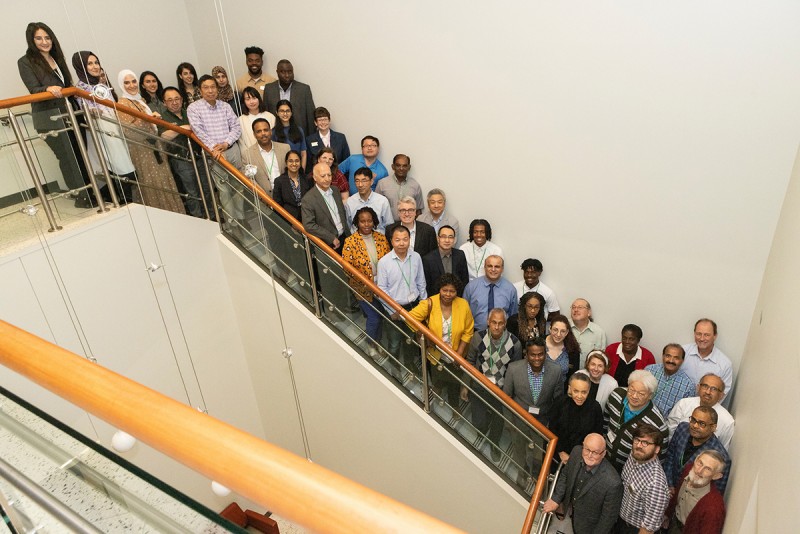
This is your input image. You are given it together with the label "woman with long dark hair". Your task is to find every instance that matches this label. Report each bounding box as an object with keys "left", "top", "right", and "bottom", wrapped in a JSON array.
[
  {"left": 238, "top": 86, "right": 276, "bottom": 150},
  {"left": 273, "top": 99, "right": 307, "bottom": 170},
  {"left": 175, "top": 62, "right": 200, "bottom": 107},
  {"left": 507, "top": 291, "right": 547, "bottom": 343},
  {"left": 545, "top": 314, "right": 581, "bottom": 387},
  {"left": 72, "top": 50, "right": 136, "bottom": 204},
  {"left": 17, "top": 22, "right": 91, "bottom": 206},
  {"left": 139, "top": 70, "right": 166, "bottom": 116}
]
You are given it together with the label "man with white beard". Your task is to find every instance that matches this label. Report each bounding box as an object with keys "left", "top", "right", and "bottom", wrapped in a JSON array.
[{"left": 664, "top": 450, "right": 727, "bottom": 533}]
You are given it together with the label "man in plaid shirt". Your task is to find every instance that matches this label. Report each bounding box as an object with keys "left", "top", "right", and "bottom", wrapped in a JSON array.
[
  {"left": 645, "top": 343, "right": 696, "bottom": 418},
  {"left": 617, "top": 424, "right": 670, "bottom": 533}
]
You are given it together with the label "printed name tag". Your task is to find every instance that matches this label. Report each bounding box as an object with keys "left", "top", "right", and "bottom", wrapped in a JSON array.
[
  {"left": 311, "top": 141, "right": 319, "bottom": 147},
  {"left": 528, "top": 406, "right": 540, "bottom": 415}
]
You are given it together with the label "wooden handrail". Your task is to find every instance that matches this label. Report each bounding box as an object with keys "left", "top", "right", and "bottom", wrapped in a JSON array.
[
  {"left": 0, "top": 89, "right": 556, "bottom": 532},
  {"left": 0, "top": 320, "right": 462, "bottom": 533}
]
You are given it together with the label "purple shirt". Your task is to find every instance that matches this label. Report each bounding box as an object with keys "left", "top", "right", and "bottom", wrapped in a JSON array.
[{"left": 186, "top": 98, "right": 241, "bottom": 149}]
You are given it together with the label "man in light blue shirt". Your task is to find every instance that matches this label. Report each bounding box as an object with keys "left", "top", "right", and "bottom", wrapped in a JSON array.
[
  {"left": 681, "top": 318, "right": 734, "bottom": 408},
  {"left": 377, "top": 226, "right": 426, "bottom": 374},
  {"left": 338, "top": 135, "right": 389, "bottom": 194},
  {"left": 345, "top": 167, "right": 393, "bottom": 234},
  {"left": 463, "top": 255, "right": 518, "bottom": 331}
]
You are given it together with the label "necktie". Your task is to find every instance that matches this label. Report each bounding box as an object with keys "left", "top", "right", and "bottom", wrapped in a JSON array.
[{"left": 488, "top": 283, "right": 495, "bottom": 312}]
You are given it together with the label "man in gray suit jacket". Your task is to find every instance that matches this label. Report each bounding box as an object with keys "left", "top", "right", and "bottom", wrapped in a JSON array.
[
  {"left": 241, "top": 118, "right": 290, "bottom": 195},
  {"left": 263, "top": 60, "right": 316, "bottom": 135},
  {"left": 301, "top": 162, "right": 350, "bottom": 253},
  {"left": 503, "top": 337, "right": 564, "bottom": 484},
  {"left": 543, "top": 434, "right": 623, "bottom": 534}
]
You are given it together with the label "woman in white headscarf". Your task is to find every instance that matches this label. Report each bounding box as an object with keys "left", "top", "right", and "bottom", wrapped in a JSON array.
[{"left": 116, "top": 69, "right": 185, "bottom": 214}]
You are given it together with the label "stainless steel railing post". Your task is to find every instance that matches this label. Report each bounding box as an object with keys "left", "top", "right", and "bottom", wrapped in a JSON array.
[
  {"left": 303, "top": 236, "right": 322, "bottom": 318},
  {"left": 187, "top": 139, "right": 210, "bottom": 219},
  {"left": 63, "top": 99, "right": 110, "bottom": 211},
  {"left": 200, "top": 150, "right": 221, "bottom": 223},
  {"left": 420, "top": 336, "right": 431, "bottom": 413},
  {"left": 7, "top": 110, "right": 61, "bottom": 232}
]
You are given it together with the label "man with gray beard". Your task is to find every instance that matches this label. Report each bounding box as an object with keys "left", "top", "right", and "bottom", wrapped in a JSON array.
[{"left": 664, "top": 450, "right": 726, "bottom": 533}]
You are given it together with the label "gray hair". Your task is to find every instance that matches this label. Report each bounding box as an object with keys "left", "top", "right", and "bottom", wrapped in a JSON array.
[
  {"left": 700, "top": 373, "right": 726, "bottom": 392},
  {"left": 426, "top": 188, "right": 446, "bottom": 201},
  {"left": 696, "top": 450, "right": 726, "bottom": 472},
  {"left": 488, "top": 308, "right": 507, "bottom": 321},
  {"left": 398, "top": 196, "right": 417, "bottom": 209},
  {"left": 627, "top": 370, "right": 658, "bottom": 395}
]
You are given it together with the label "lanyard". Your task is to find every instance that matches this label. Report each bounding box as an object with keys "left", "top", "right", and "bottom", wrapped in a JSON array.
[
  {"left": 473, "top": 244, "right": 487, "bottom": 275},
  {"left": 394, "top": 256, "right": 412, "bottom": 290}
]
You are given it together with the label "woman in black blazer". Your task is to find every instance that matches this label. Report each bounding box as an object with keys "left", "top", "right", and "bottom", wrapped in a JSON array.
[
  {"left": 17, "top": 22, "right": 90, "bottom": 204},
  {"left": 272, "top": 150, "right": 313, "bottom": 221}
]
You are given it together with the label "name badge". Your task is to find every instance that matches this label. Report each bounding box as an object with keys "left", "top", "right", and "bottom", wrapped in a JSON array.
[
  {"left": 310, "top": 141, "right": 319, "bottom": 147},
  {"left": 259, "top": 85, "right": 265, "bottom": 91},
  {"left": 528, "top": 406, "right": 540, "bottom": 415},
  {"left": 488, "top": 376, "right": 497, "bottom": 385}
]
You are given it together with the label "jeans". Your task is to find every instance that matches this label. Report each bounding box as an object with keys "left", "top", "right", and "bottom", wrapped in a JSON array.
[
  {"left": 359, "top": 300, "right": 383, "bottom": 341},
  {"left": 169, "top": 156, "right": 212, "bottom": 218}
]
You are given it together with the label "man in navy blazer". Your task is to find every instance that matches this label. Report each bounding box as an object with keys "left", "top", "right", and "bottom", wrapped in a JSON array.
[
  {"left": 263, "top": 59, "right": 316, "bottom": 136},
  {"left": 306, "top": 107, "right": 350, "bottom": 166},
  {"left": 422, "top": 225, "right": 469, "bottom": 296},
  {"left": 543, "top": 434, "right": 623, "bottom": 534}
]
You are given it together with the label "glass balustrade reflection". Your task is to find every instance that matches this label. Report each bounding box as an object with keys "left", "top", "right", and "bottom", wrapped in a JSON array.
[
  {"left": 0, "top": 387, "right": 245, "bottom": 533},
  {"left": 0, "top": 477, "right": 75, "bottom": 534}
]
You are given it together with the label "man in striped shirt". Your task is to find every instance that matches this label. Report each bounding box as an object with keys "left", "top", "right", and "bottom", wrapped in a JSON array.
[
  {"left": 604, "top": 370, "right": 669, "bottom": 472},
  {"left": 617, "top": 424, "right": 670, "bottom": 534}
]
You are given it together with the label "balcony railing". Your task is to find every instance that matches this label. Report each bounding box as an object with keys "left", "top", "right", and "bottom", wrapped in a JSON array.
[{"left": 0, "top": 87, "right": 560, "bottom": 533}]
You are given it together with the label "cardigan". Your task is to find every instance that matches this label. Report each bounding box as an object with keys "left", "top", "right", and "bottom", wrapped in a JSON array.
[
  {"left": 342, "top": 231, "right": 390, "bottom": 301},
  {"left": 408, "top": 294, "right": 474, "bottom": 364},
  {"left": 604, "top": 387, "right": 669, "bottom": 471},
  {"left": 665, "top": 462, "right": 726, "bottom": 534}
]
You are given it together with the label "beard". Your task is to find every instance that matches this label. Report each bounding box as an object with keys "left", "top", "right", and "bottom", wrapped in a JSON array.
[{"left": 686, "top": 470, "right": 712, "bottom": 488}]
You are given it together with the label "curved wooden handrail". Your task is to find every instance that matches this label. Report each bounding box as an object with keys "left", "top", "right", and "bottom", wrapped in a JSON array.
[
  {"left": 0, "top": 89, "right": 555, "bottom": 532},
  {"left": 0, "top": 320, "right": 462, "bottom": 533}
]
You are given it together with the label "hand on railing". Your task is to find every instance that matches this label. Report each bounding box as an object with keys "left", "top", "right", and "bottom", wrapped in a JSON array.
[{"left": 45, "top": 86, "right": 63, "bottom": 98}]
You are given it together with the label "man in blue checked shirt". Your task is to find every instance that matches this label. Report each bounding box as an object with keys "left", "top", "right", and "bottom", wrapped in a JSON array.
[{"left": 645, "top": 343, "right": 696, "bottom": 418}]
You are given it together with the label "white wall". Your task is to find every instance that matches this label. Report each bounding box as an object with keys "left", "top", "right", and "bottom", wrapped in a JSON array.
[
  {"left": 723, "top": 145, "right": 800, "bottom": 533},
  {"left": 183, "top": 0, "right": 800, "bottom": 389},
  {"left": 218, "top": 241, "right": 529, "bottom": 533},
  {"left": 0, "top": 205, "right": 265, "bottom": 512}
]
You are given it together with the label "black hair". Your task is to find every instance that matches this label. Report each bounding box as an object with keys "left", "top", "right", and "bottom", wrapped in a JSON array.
[
  {"left": 520, "top": 258, "right": 544, "bottom": 272},
  {"left": 435, "top": 273, "right": 463, "bottom": 295},
  {"left": 244, "top": 46, "right": 264, "bottom": 56},
  {"left": 241, "top": 86, "right": 267, "bottom": 113},
  {"left": 273, "top": 99, "right": 303, "bottom": 144},
  {"left": 139, "top": 71, "right": 164, "bottom": 105},
  {"left": 24, "top": 22, "right": 72, "bottom": 86},
  {"left": 352, "top": 206, "right": 379, "bottom": 228},
  {"left": 468, "top": 219, "right": 493, "bottom": 242},
  {"left": 621, "top": 323, "right": 643, "bottom": 340}
]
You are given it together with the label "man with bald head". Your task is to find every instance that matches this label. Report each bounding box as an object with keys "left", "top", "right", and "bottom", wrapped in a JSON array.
[
  {"left": 463, "top": 255, "right": 518, "bottom": 332},
  {"left": 301, "top": 162, "right": 349, "bottom": 253},
  {"left": 668, "top": 373, "right": 735, "bottom": 449},
  {"left": 570, "top": 298, "right": 607, "bottom": 367},
  {"left": 543, "top": 433, "right": 622, "bottom": 534}
]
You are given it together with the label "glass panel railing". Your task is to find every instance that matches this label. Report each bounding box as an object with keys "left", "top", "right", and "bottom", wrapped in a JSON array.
[
  {"left": 0, "top": 386, "right": 244, "bottom": 533},
  {"left": 212, "top": 161, "right": 557, "bottom": 499}
]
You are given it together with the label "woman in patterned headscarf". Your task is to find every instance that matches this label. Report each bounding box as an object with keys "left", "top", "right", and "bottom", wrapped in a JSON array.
[{"left": 212, "top": 66, "right": 239, "bottom": 115}]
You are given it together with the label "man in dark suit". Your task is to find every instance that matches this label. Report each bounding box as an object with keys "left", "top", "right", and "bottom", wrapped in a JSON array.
[
  {"left": 241, "top": 118, "right": 290, "bottom": 195},
  {"left": 543, "top": 434, "right": 623, "bottom": 534},
  {"left": 503, "top": 338, "right": 564, "bottom": 484},
  {"left": 301, "top": 162, "right": 349, "bottom": 253},
  {"left": 263, "top": 60, "right": 316, "bottom": 136},
  {"left": 306, "top": 107, "right": 350, "bottom": 165},
  {"left": 422, "top": 225, "right": 469, "bottom": 296},
  {"left": 384, "top": 196, "right": 438, "bottom": 258}
]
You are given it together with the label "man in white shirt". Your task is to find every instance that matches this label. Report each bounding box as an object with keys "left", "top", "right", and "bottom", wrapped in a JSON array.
[
  {"left": 513, "top": 258, "right": 560, "bottom": 320},
  {"left": 681, "top": 318, "right": 734, "bottom": 407},
  {"left": 345, "top": 167, "right": 393, "bottom": 234},
  {"left": 460, "top": 219, "right": 503, "bottom": 281},
  {"left": 667, "top": 373, "right": 735, "bottom": 449}
]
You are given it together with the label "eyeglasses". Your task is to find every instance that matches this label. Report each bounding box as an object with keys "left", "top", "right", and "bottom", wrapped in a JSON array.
[
  {"left": 632, "top": 437, "right": 656, "bottom": 447},
  {"left": 164, "top": 98, "right": 182, "bottom": 103},
  {"left": 398, "top": 208, "right": 415, "bottom": 214},
  {"left": 277, "top": 109, "right": 291, "bottom": 114},
  {"left": 362, "top": 143, "right": 378, "bottom": 149},
  {"left": 627, "top": 389, "right": 649, "bottom": 399},
  {"left": 689, "top": 416, "right": 713, "bottom": 429},
  {"left": 699, "top": 383, "right": 722, "bottom": 394},
  {"left": 582, "top": 446, "right": 603, "bottom": 457},
  {"left": 571, "top": 305, "right": 588, "bottom": 310}
]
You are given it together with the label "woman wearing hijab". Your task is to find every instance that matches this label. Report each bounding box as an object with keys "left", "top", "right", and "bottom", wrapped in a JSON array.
[
  {"left": 18, "top": 22, "right": 91, "bottom": 206},
  {"left": 72, "top": 50, "right": 136, "bottom": 204},
  {"left": 116, "top": 69, "right": 185, "bottom": 214},
  {"left": 212, "top": 66, "right": 240, "bottom": 115}
]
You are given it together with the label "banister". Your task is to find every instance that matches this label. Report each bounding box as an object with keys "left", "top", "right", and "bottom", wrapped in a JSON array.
[
  {"left": 1, "top": 89, "right": 555, "bottom": 531},
  {"left": 0, "top": 320, "right": 463, "bottom": 534}
]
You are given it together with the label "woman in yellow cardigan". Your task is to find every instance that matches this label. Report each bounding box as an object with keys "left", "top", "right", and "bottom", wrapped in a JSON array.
[
  {"left": 408, "top": 273, "right": 474, "bottom": 406},
  {"left": 342, "top": 207, "right": 390, "bottom": 344}
]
